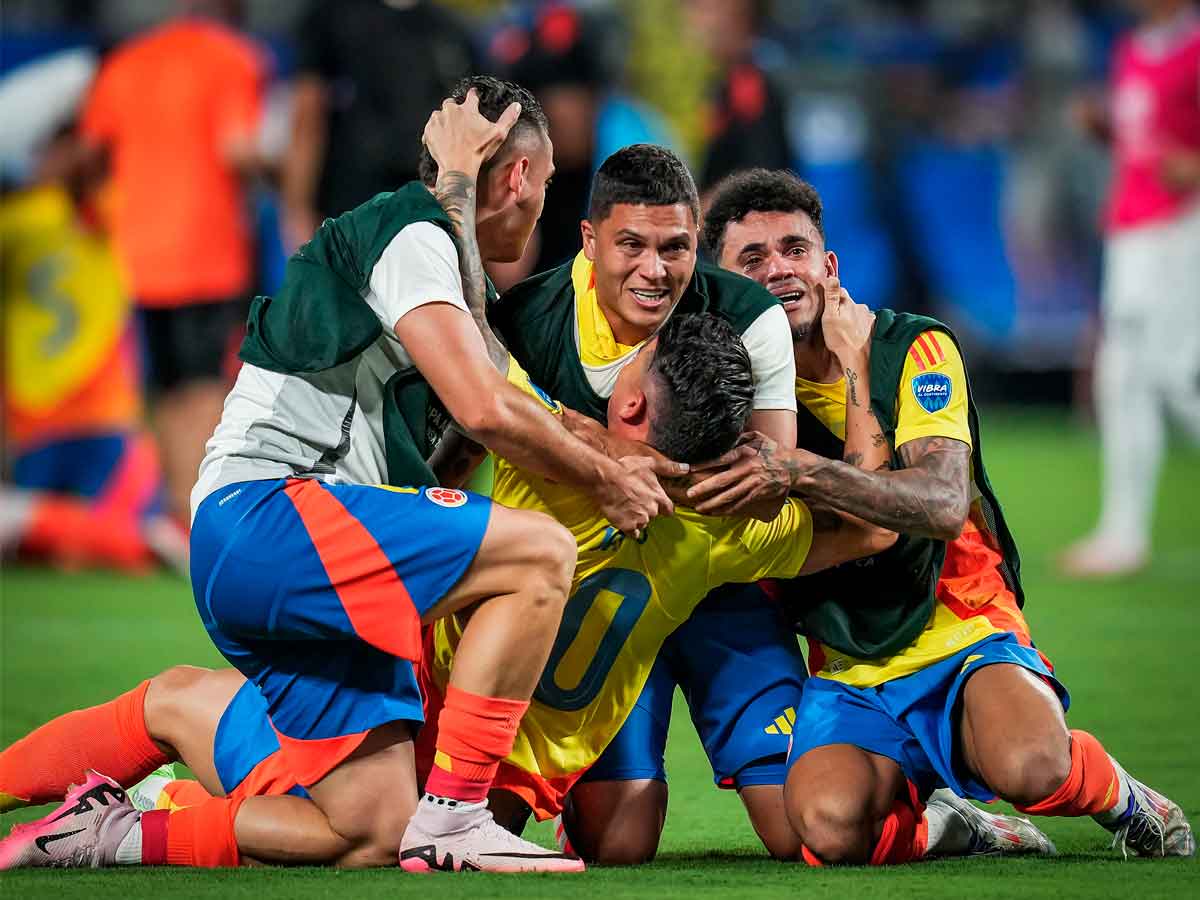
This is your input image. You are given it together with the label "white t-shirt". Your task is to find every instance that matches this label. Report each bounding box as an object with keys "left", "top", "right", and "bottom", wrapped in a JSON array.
[{"left": 191, "top": 222, "right": 466, "bottom": 519}]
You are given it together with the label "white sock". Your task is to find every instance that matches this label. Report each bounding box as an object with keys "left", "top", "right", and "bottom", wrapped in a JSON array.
[
  {"left": 114, "top": 818, "right": 143, "bottom": 866},
  {"left": 1093, "top": 757, "right": 1135, "bottom": 827}
]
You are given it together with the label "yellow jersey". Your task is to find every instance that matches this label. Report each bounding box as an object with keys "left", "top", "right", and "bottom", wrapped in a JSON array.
[
  {"left": 426, "top": 358, "right": 814, "bottom": 817},
  {"left": 794, "top": 330, "right": 1031, "bottom": 688},
  {"left": 2, "top": 184, "right": 140, "bottom": 448}
]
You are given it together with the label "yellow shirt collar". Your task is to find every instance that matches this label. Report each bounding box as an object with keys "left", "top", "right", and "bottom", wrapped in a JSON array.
[{"left": 572, "top": 251, "right": 644, "bottom": 366}]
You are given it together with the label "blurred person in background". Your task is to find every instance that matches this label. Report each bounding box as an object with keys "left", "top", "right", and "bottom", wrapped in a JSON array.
[
  {"left": 685, "top": 0, "right": 793, "bottom": 194},
  {"left": 489, "top": 2, "right": 607, "bottom": 286},
  {"left": 281, "top": 0, "right": 478, "bottom": 251},
  {"left": 78, "top": 0, "right": 267, "bottom": 526},
  {"left": 0, "top": 51, "right": 185, "bottom": 574},
  {"left": 1062, "top": 0, "right": 1200, "bottom": 577}
]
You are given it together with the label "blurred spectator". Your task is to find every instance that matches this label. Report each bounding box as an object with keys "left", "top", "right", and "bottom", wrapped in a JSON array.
[
  {"left": 281, "top": 0, "right": 478, "bottom": 250},
  {"left": 78, "top": 0, "right": 266, "bottom": 525},
  {"left": 491, "top": 2, "right": 607, "bottom": 279},
  {"left": 685, "top": 0, "right": 793, "bottom": 192},
  {"left": 0, "top": 51, "right": 186, "bottom": 574},
  {"left": 1062, "top": 0, "right": 1200, "bottom": 577}
]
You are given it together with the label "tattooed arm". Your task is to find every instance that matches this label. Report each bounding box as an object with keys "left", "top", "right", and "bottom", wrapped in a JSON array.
[
  {"left": 785, "top": 436, "right": 970, "bottom": 540},
  {"left": 432, "top": 170, "right": 509, "bottom": 373},
  {"left": 422, "top": 91, "right": 518, "bottom": 373},
  {"left": 690, "top": 433, "right": 969, "bottom": 540}
]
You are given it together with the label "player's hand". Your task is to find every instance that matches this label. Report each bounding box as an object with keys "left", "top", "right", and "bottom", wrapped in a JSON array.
[
  {"left": 594, "top": 455, "right": 684, "bottom": 537},
  {"left": 817, "top": 278, "right": 874, "bottom": 368},
  {"left": 686, "top": 431, "right": 800, "bottom": 519},
  {"left": 422, "top": 88, "right": 521, "bottom": 178}
]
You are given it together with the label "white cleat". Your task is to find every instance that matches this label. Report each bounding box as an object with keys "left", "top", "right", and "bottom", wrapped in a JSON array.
[
  {"left": 926, "top": 789, "right": 1057, "bottom": 856},
  {"left": 1104, "top": 762, "right": 1195, "bottom": 859},
  {"left": 399, "top": 794, "right": 584, "bottom": 873},
  {"left": 0, "top": 771, "right": 138, "bottom": 869}
]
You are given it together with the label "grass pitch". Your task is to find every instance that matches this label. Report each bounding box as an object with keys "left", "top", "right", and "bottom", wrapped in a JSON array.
[{"left": 2, "top": 409, "right": 1197, "bottom": 898}]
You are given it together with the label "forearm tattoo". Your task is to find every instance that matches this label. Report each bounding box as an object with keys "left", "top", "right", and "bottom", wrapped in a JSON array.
[
  {"left": 800, "top": 436, "right": 971, "bottom": 538},
  {"left": 434, "top": 171, "right": 509, "bottom": 370}
]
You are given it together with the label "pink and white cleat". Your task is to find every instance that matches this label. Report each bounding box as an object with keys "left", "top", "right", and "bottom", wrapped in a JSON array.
[
  {"left": 0, "top": 771, "right": 139, "bottom": 869},
  {"left": 399, "top": 794, "right": 584, "bottom": 873}
]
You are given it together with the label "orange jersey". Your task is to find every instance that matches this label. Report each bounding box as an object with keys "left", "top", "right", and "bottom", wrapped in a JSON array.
[
  {"left": 80, "top": 18, "right": 265, "bottom": 304},
  {"left": 2, "top": 185, "right": 141, "bottom": 449}
]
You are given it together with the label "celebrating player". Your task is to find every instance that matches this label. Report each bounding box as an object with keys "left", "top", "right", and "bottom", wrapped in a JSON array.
[
  {"left": 491, "top": 143, "right": 814, "bottom": 863},
  {"left": 0, "top": 76, "right": 680, "bottom": 875},
  {"left": 692, "top": 167, "right": 1195, "bottom": 863},
  {"left": 1, "top": 312, "right": 891, "bottom": 869}
]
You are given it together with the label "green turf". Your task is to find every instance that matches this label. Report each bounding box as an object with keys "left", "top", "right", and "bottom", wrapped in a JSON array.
[{"left": 2, "top": 409, "right": 1197, "bottom": 897}]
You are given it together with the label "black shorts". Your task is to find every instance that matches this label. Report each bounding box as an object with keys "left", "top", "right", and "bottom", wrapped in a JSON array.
[{"left": 138, "top": 299, "right": 248, "bottom": 393}]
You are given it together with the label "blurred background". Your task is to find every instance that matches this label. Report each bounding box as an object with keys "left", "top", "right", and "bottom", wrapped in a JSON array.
[{"left": 1, "top": 0, "right": 1195, "bottom": 577}]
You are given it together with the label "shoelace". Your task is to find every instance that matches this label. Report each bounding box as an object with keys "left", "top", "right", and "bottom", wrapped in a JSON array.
[{"left": 1110, "top": 800, "right": 1167, "bottom": 860}]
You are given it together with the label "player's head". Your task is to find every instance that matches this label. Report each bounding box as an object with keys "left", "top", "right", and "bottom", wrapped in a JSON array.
[
  {"left": 418, "top": 76, "right": 554, "bottom": 264},
  {"left": 608, "top": 313, "right": 754, "bottom": 464},
  {"left": 581, "top": 145, "right": 701, "bottom": 345},
  {"left": 704, "top": 168, "right": 837, "bottom": 340}
]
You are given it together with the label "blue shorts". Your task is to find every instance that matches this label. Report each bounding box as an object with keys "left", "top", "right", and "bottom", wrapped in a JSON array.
[
  {"left": 581, "top": 583, "right": 807, "bottom": 790},
  {"left": 786, "top": 632, "right": 1071, "bottom": 802},
  {"left": 191, "top": 478, "right": 491, "bottom": 787},
  {"left": 212, "top": 681, "right": 306, "bottom": 800}
]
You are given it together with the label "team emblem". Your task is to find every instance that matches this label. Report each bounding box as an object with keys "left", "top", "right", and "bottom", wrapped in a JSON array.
[
  {"left": 911, "top": 372, "right": 952, "bottom": 414},
  {"left": 426, "top": 487, "right": 468, "bottom": 508},
  {"left": 530, "top": 381, "right": 562, "bottom": 414}
]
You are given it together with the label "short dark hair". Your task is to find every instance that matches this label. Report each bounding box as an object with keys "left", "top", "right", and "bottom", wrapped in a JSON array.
[
  {"left": 418, "top": 76, "right": 548, "bottom": 187},
  {"left": 587, "top": 144, "right": 700, "bottom": 226},
  {"left": 702, "top": 168, "right": 825, "bottom": 259},
  {"left": 644, "top": 313, "right": 754, "bottom": 464}
]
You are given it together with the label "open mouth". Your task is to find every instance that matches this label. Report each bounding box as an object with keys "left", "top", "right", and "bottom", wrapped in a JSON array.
[
  {"left": 630, "top": 288, "right": 670, "bottom": 311},
  {"left": 773, "top": 290, "right": 805, "bottom": 311}
]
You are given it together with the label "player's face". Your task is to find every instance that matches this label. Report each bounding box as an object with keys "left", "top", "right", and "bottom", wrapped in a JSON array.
[
  {"left": 582, "top": 203, "right": 698, "bottom": 345},
  {"left": 717, "top": 210, "right": 837, "bottom": 340},
  {"left": 482, "top": 132, "right": 555, "bottom": 263}
]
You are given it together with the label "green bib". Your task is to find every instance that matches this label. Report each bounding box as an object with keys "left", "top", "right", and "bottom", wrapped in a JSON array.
[
  {"left": 779, "top": 310, "right": 1024, "bottom": 659},
  {"left": 239, "top": 182, "right": 460, "bottom": 488},
  {"left": 491, "top": 259, "right": 778, "bottom": 423}
]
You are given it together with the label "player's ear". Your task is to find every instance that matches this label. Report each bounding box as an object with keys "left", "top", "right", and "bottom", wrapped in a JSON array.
[
  {"left": 506, "top": 156, "right": 530, "bottom": 200},
  {"left": 613, "top": 387, "right": 648, "bottom": 427},
  {"left": 825, "top": 249, "right": 839, "bottom": 278},
  {"left": 581, "top": 219, "right": 597, "bottom": 261}
]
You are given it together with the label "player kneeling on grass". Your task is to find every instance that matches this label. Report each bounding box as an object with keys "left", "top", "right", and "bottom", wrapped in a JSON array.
[
  {"left": 0, "top": 312, "right": 891, "bottom": 869},
  {"left": 692, "top": 168, "right": 1195, "bottom": 864},
  {"left": 0, "top": 77, "right": 684, "bottom": 875}
]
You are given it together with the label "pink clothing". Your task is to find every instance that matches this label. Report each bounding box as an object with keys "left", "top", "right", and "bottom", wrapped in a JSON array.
[{"left": 1107, "top": 12, "right": 1200, "bottom": 232}]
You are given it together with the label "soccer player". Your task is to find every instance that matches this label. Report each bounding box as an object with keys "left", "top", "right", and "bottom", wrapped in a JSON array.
[
  {"left": 1061, "top": 0, "right": 1200, "bottom": 577},
  {"left": 491, "top": 143, "right": 810, "bottom": 863},
  {"left": 0, "top": 312, "right": 890, "bottom": 869},
  {"left": 1, "top": 105, "right": 183, "bottom": 574},
  {"left": 691, "top": 168, "right": 1195, "bottom": 863},
  {"left": 0, "top": 77, "right": 677, "bottom": 874}
]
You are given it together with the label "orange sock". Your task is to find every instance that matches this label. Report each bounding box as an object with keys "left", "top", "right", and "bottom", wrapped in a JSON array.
[
  {"left": 1016, "top": 730, "right": 1121, "bottom": 818},
  {"left": 799, "top": 801, "right": 927, "bottom": 867},
  {"left": 0, "top": 680, "right": 167, "bottom": 806},
  {"left": 423, "top": 685, "right": 528, "bottom": 803},
  {"left": 869, "top": 800, "right": 927, "bottom": 865},
  {"left": 160, "top": 779, "right": 215, "bottom": 810},
  {"left": 138, "top": 796, "right": 244, "bottom": 866}
]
